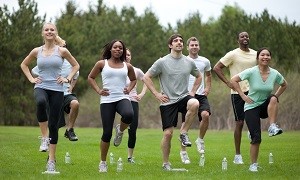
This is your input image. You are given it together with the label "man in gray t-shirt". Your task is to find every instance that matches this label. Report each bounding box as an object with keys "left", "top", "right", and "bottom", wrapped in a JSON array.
[{"left": 143, "top": 34, "right": 202, "bottom": 170}]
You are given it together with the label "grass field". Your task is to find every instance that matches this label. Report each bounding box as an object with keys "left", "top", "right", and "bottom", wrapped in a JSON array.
[{"left": 0, "top": 126, "right": 299, "bottom": 179}]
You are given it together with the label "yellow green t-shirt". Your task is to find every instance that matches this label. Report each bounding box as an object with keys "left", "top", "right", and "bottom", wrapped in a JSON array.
[{"left": 220, "top": 48, "right": 257, "bottom": 94}]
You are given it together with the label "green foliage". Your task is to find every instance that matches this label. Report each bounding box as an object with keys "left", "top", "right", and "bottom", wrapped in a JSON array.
[
  {"left": 1, "top": 126, "right": 300, "bottom": 179},
  {"left": 0, "top": 0, "right": 45, "bottom": 125},
  {"left": 1, "top": 0, "right": 300, "bottom": 126}
]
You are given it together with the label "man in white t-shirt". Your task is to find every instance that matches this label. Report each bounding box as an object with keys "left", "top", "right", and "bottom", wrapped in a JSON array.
[{"left": 179, "top": 37, "right": 212, "bottom": 164}]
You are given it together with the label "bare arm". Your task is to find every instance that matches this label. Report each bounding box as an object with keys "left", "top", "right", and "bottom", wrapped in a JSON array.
[
  {"left": 87, "top": 60, "right": 109, "bottom": 96},
  {"left": 231, "top": 75, "right": 253, "bottom": 103},
  {"left": 274, "top": 80, "right": 288, "bottom": 98},
  {"left": 20, "top": 48, "right": 40, "bottom": 84},
  {"left": 124, "top": 63, "right": 137, "bottom": 94},
  {"left": 68, "top": 78, "right": 78, "bottom": 93},
  {"left": 60, "top": 47, "right": 80, "bottom": 83},
  {"left": 213, "top": 61, "right": 234, "bottom": 90},
  {"left": 143, "top": 72, "right": 169, "bottom": 103},
  {"left": 135, "top": 83, "right": 148, "bottom": 101},
  {"left": 190, "top": 71, "right": 202, "bottom": 96},
  {"left": 203, "top": 71, "right": 212, "bottom": 96}
]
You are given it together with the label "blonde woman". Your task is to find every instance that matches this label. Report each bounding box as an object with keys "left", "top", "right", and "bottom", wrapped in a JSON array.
[{"left": 20, "top": 22, "right": 80, "bottom": 174}]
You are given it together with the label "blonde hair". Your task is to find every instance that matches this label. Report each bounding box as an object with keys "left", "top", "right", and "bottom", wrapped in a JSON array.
[
  {"left": 42, "top": 22, "right": 66, "bottom": 46},
  {"left": 55, "top": 35, "right": 66, "bottom": 47}
]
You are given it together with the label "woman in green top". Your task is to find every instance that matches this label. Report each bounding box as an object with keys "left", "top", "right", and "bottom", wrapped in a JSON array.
[{"left": 231, "top": 47, "right": 287, "bottom": 172}]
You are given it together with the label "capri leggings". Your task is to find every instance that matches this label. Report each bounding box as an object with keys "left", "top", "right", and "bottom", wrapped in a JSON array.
[
  {"left": 34, "top": 88, "right": 63, "bottom": 144},
  {"left": 128, "top": 101, "right": 139, "bottom": 149},
  {"left": 100, "top": 99, "right": 133, "bottom": 142}
]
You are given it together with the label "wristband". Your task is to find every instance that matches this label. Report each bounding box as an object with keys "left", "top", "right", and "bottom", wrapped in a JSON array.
[{"left": 66, "top": 78, "right": 70, "bottom": 83}]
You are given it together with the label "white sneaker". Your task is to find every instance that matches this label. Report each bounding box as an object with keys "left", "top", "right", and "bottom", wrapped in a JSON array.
[
  {"left": 113, "top": 124, "right": 124, "bottom": 147},
  {"left": 42, "top": 160, "right": 60, "bottom": 174},
  {"left": 195, "top": 138, "right": 205, "bottom": 154},
  {"left": 39, "top": 137, "right": 50, "bottom": 152},
  {"left": 180, "top": 151, "right": 191, "bottom": 164},
  {"left": 99, "top": 161, "right": 108, "bottom": 173},
  {"left": 268, "top": 124, "right": 283, "bottom": 137},
  {"left": 249, "top": 163, "right": 259, "bottom": 172},
  {"left": 233, "top": 154, "right": 244, "bottom": 164},
  {"left": 162, "top": 162, "right": 172, "bottom": 171}
]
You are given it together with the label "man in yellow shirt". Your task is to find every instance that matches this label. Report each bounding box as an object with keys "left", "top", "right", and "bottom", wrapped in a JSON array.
[{"left": 213, "top": 31, "right": 256, "bottom": 164}]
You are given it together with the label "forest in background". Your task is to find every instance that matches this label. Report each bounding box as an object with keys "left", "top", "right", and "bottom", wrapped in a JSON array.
[{"left": 1, "top": 0, "right": 299, "bottom": 129}]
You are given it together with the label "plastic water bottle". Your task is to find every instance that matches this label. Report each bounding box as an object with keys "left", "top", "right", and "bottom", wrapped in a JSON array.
[
  {"left": 222, "top": 157, "right": 227, "bottom": 170},
  {"left": 269, "top": 153, "right": 274, "bottom": 164},
  {"left": 110, "top": 152, "right": 114, "bottom": 164},
  {"left": 65, "top": 152, "right": 71, "bottom": 164},
  {"left": 199, "top": 154, "right": 205, "bottom": 167},
  {"left": 117, "top": 157, "right": 123, "bottom": 172}
]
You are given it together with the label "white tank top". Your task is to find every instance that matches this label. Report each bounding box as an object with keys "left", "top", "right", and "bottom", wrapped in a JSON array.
[{"left": 100, "top": 59, "right": 129, "bottom": 104}]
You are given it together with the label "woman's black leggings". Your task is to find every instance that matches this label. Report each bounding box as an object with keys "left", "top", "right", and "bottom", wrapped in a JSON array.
[
  {"left": 128, "top": 101, "right": 139, "bottom": 149},
  {"left": 100, "top": 99, "right": 133, "bottom": 142},
  {"left": 34, "top": 88, "right": 63, "bottom": 144}
]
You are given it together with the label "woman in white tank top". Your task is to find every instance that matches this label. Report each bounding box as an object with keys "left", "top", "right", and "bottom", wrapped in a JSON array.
[{"left": 87, "top": 39, "right": 137, "bottom": 173}]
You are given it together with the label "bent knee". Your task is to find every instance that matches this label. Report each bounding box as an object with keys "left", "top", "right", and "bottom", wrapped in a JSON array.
[
  {"left": 201, "top": 111, "right": 210, "bottom": 119},
  {"left": 70, "top": 100, "right": 79, "bottom": 108},
  {"left": 163, "top": 128, "right": 173, "bottom": 139},
  {"left": 187, "top": 98, "right": 199, "bottom": 109}
]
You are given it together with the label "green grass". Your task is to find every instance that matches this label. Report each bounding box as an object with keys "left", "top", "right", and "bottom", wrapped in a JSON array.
[{"left": 0, "top": 126, "right": 299, "bottom": 179}]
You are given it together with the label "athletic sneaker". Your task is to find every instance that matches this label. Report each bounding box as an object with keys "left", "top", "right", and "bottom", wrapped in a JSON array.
[
  {"left": 179, "top": 133, "right": 192, "bottom": 147},
  {"left": 64, "top": 128, "right": 78, "bottom": 141},
  {"left": 233, "top": 154, "right": 244, "bottom": 164},
  {"left": 43, "top": 160, "right": 60, "bottom": 174},
  {"left": 162, "top": 162, "right": 172, "bottom": 171},
  {"left": 39, "top": 137, "right": 50, "bottom": 152},
  {"left": 113, "top": 124, "right": 123, "bottom": 147},
  {"left": 99, "top": 161, "right": 108, "bottom": 173},
  {"left": 180, "top": 151, "right": 191, "bottom": 164},
  {"left": 268, "top": 123, "right": 283, "bottom": 137},
  {"left": 195, "top": 138, "right": 205, "bottom": 154},
  {"left": 249, "top": 163, "right": 259, "bottom": 172},
  {"left": 128, "top": 157, "right": 135, "bottom": 163}
]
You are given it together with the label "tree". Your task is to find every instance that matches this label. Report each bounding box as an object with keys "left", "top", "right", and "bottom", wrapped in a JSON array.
[{"left": 0, "top": 0, "right": 45, "bottom": 125}]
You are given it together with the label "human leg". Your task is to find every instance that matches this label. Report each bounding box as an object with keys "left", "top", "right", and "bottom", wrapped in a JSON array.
[
  {"left": 231, "top": 93, "right": 246, "bottom": 163},
  {"left": 245, "top": 107, "right": 262, "bottom": 171},
  {"left": 100, "top": 103, "right": 116, "bottom": 162},
  {"left": 64, "top": 95, "right": 79, "bottom": 141},
  {"left": 47, "top": 90, "right": 64, "bottom": 161},
  {"left": 162, "top": 127, "right": 173, "bottom": 165},
  {"left": 195, "top": 110, "right": 210, "bottom": 154},
  {"left": 180, "top": 98, "right": 199, "bottom": 133},
  {"left": 128, "top": 101, "right": 138, "bottom": 162},
  {"left": 159, "top": 103, "right": 179, "bottom": 169},
  {"left": 114, "top": 99, "right": 134, "bottom": 146},
  {"left": 195, "top": 95, "right": 211, "bottom": 154},
  {"left": 179, "top": 122, "right": 190, "bottom": 164},
  {"left": 34, "top": 88, "right": 50, "bottom": 152},
  {"left": 179, "top": 97, "right": 198, "bottom": 147},
  {"left": 68, "top": 99, "right": 79, "bottom": 129},
  {"left": 266, "top": 96, "right": 283, "bottom": 136}
]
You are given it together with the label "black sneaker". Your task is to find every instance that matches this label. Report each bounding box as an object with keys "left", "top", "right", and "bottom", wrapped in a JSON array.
[
  {"left": 179, "top": 133, "right": 192, "bottom": 147},
  {"left": 64, "top": 128, "right": 78, "bottom": 141}
]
